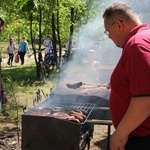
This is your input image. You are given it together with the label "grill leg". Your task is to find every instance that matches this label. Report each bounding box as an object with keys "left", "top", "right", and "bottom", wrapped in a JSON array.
[
  {"left": 107, "top": 124, "right": 111, "bottom": 150},
  {"left": 87, "top": 136, "right": 91, "bottom": 150}
]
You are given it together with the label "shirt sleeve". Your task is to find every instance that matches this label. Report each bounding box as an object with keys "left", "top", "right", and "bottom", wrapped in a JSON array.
[{"left": 124, "top": 43, "right": 150, "bottom": 96}]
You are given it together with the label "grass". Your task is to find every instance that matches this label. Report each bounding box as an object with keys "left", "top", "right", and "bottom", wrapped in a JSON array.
[
  {"left": 3, "top": 64, "right": 57, "bottom": 105},
  {"left": 0, "top": 64, "right": 59, "bottom": 127},
  {"left": 0, "top": 41, "right": 63, "bottom": 147},
  {"left": 0, "top": 41, "right": 60, "bottom": 123},
  {"left": 0, "top": 41, "right": 62, "bottom": 110},
  {"left": 0, "top": 41, "right": 55, "bottom": 92},
  {"left": 3, "top": 65, "right": 37, "bottom": 85}
]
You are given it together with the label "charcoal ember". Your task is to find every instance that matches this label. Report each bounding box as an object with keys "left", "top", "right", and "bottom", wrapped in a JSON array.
[{"left": 66, "top": 82, "right": 82, "bottom": 89}]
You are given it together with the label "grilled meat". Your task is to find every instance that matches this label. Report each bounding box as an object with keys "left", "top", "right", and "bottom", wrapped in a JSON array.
[{"left": 66, "top": 82, "right": 82, "bottom": 89}]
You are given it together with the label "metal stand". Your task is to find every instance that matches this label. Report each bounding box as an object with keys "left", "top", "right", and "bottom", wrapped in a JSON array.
[
  {"left": 107, "top": 124, "right": 112, "bottom": 150},
  {"left": 86, "top": 119, "right": 112, "bottom": 150}
]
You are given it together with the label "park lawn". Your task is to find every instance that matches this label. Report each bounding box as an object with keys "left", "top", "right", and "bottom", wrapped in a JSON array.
[{"left": 0, "top": 44, "right": 57, "bottom": 120}]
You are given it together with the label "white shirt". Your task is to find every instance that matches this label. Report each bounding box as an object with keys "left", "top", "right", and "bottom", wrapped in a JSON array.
[
  {"left": 8, "top": 42, "right": 15, "bottom": 54},
  {"left": 43, "top": 39, "right": 53, "bottom": 54}
]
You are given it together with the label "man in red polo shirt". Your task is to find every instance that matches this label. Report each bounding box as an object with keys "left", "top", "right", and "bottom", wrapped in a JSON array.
[{"left": 103, "top": 2, "right": 150, "bottom": 150}]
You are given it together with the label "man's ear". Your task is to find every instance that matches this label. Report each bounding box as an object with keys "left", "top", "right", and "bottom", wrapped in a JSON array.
[{"left": 117, "top": 21, "right": 124, "bottom": 31}]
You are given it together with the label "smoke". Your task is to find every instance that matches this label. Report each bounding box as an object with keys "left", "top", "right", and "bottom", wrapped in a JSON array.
[{"left": 58, "top": 0, "right": 150, "bottom": 86}]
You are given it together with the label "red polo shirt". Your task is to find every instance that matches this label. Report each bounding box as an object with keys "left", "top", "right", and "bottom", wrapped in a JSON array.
[{"left": 110, "top": 24, "right": 150, "bottom": 137}]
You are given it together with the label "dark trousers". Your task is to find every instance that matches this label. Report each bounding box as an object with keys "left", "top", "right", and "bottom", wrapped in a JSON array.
[
  {"left": 8, "top": 53, "right": 14, "bottom": 65},
  {"left": 19, "top": 52, "right": 26, "bottom": 65},
  {"left": 125, "top": 136, "right": 150, "bottom": 150}
]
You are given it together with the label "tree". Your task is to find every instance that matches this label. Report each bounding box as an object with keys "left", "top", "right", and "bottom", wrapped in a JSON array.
[{"left": 1, "top": 0, "right": 106, "bottom": 78}]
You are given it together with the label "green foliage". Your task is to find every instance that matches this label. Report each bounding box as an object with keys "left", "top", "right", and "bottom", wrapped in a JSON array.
[
  {"left": 0, "top": 0, "right": 104, "bottom": 43},
  {"left": 19, "top": 0, "right": 37, "bottom": 12}
]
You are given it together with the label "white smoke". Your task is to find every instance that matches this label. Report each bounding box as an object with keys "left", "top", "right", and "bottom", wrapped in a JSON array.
[{"left": 58, "top": 0, "right": 150, "bottom": 85}]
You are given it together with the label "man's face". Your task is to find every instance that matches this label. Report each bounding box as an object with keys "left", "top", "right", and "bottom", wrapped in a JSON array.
[{"left": 104, "top": 17, "right": 123, "bottom": 47}]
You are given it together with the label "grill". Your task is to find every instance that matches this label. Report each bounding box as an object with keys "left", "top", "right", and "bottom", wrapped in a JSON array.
[
  {"left": 22, "top": 99, "right": 95, "bottom": 150},
  {"left": 24, "top": 101, "right": 95, "bottom": 124},
  {"left": 22, "top": 83, "right": 111, "bottom": 150}
]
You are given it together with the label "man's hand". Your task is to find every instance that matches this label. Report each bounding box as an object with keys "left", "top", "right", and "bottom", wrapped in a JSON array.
[{"left": 110, "top": 130, "right": 128, "bottom": 150}]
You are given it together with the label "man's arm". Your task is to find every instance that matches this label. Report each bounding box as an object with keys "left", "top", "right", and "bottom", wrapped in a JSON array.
[{"left": 110, "top": 96, "right": 150, "bottom": 150}]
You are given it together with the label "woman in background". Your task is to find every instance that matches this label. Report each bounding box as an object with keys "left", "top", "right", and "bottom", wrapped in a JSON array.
[{"left": 7, "top": 37, "right": 16, "bottom": 66}]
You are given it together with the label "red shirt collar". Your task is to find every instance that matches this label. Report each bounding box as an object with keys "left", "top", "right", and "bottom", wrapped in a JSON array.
[{"left": 121, "top": 23, "right": 149, "bottom": 49}]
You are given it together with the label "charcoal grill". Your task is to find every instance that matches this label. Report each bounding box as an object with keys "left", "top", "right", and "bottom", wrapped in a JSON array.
[
  {"left": 22, "top": 99, "right": 95, "bottom": 150},
  {"left": 22, "top": 83, "right": 111, "bottom": 150}
]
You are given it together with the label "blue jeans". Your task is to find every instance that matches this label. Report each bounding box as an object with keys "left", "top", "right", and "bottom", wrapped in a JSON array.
[{"left": 19, "top": 52, "right": 26, "bottom": 65}]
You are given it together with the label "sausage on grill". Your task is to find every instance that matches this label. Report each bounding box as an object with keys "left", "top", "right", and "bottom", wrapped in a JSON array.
[
  {"left": 50, "top": 112, "right": 69, "bottom": 119},
  {"left": 66, "top": 82, "right": 82, "bottom": 89},
  {"left": 69, "top": 110, "right": 87, "bottom": 122},
  {"left": 69, "top": 111, "right": 86, "bottom": 120},
  {"left": 67, "top": 116, "right": 80, "bottom": 123}
]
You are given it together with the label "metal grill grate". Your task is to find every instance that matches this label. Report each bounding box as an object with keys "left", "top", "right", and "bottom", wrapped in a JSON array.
[
  {"left": 27, "top": 101, "right": 95, "bottom": 124},
  {"left": 46, "top": 102, "right": 95, "bottom": 112}
]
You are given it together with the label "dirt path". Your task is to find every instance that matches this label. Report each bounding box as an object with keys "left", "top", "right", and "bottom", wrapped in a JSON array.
[
  {"left": 86, "top": 125, "right": 115, "bottom": 150},
  {"left": 1, "top": 53, "right": 35, "bottom": 67}
]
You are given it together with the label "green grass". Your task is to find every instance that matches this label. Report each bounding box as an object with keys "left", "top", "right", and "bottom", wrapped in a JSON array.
[
  {"left": 0, "top": 41, "right": 62, "bottom": 129},
  {"left": 3, "top": 65, "right": 36, "bottom": 85},
  {"left": 0, "top": 62, "right": 60, "bottom": 124},
  {"left": 2, "top": 64, "right": 57, "bottom": 98},
  {"left": 0, "top": 50, "right": 60, "bottom": 116},
  {"left": 0, "top": 41, "right": 61, "bottom": 107}
]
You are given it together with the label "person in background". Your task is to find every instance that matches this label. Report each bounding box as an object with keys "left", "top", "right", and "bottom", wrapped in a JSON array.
[
  {"left": 7, "top": 37, "right": 16, "bottom": 66},
  {"left": 84, "top": 49, "right": 100, "bottom": 83},
  {"left": 18, "top": 36, "right": 30, "bottom": 65},
  {"left": 103, "top": 2, "right": 150, "bottom": 150},
  {"left": 43, "top": 35, "right": 53, "bottom": 58},
  {"left": 0, "top": 17, "right": 8, "bottom": 109}
]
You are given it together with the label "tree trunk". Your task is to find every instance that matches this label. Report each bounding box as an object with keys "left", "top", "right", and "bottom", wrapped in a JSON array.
[
  {"left": 51, "top": 12, "right": 57, "bottom": 57},
  {"left": 37, "top": 1, "right": 43, "bottom": 79},
  {"left": 67, "top": 7, "right": 74, "bottom": 61},
  {"left": 56, "top": 0, "right": 62, "bottom": 60},
  {"left": 29, "top": 12, "right": 38, "bottom": 66}
]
